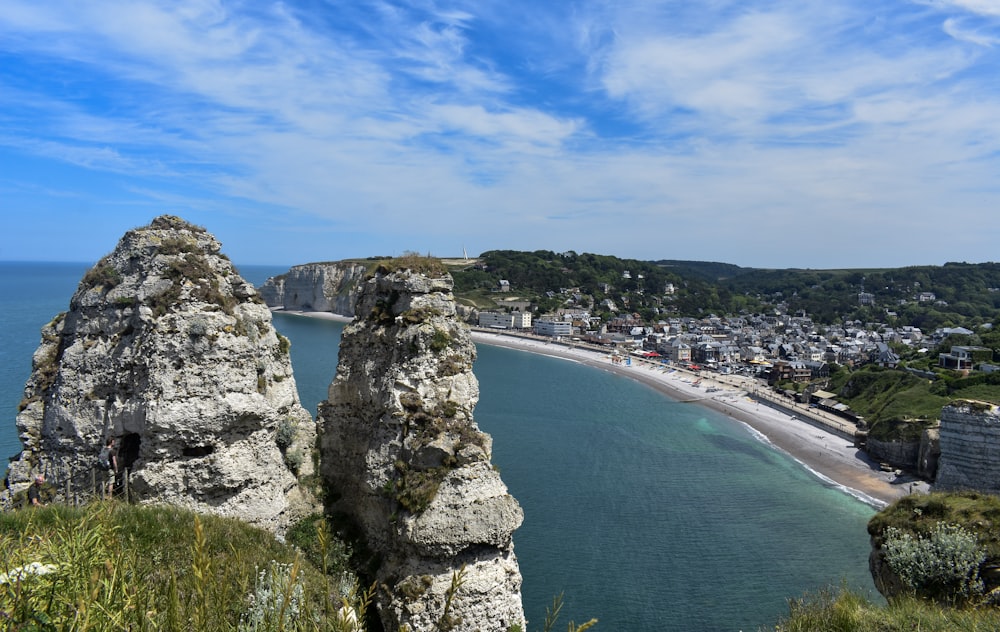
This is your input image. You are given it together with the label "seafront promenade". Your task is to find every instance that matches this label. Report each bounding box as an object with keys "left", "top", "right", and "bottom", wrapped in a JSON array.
[
  {"left": 468, "top": 326, "right": 926, "bottom": 507},
  {"left": 473, "top": 327, "right": 859, "bottom": 436}
]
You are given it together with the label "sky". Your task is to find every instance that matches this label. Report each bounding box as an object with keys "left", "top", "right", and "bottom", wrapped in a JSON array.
[{"left": 1, "top": 1, "right": 999, "bottom": 270}]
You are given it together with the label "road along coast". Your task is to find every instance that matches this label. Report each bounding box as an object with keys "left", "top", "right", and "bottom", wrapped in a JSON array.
[{"left": 273, "top": 310, "right": 922, "bottom": 508}]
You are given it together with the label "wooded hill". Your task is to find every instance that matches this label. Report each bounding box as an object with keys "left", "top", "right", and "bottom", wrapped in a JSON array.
[
  {"left": 452, "top": 250, "right": 1000, "bottom": 332},
  {"left": 452, "top": 252, "right": 1000, "bottom": 429}
]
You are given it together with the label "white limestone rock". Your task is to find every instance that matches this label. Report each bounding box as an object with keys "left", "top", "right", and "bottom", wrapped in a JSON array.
[
  {"left": 318, "top": 263, "right": 525, "bottom": 632},
  {"left": 259, "top": 262, "right": 369, "bottom": 316},
  {"left": 934, "top": 400, "right": 1000, "bottom": 494},
  {"left": 4, "top": 215, "right": 316, "bottom": 533}
]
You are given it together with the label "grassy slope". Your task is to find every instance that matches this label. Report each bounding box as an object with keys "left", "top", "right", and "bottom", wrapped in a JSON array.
[{"left": 0, "top": 502, "right": 360, "bottom": 631}]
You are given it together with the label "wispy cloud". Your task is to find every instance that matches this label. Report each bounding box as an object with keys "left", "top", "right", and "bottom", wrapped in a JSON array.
[{"left": 1, "top": 0, "right": 999, "bottom": 267}]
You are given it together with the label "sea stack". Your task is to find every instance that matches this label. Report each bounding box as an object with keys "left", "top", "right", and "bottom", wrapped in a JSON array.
[
  {"left": 5, "top": 215, "right": 316, "bottom": 533},
  {"left": 317, "top": 259, "right": 525, "bottom": 631}
]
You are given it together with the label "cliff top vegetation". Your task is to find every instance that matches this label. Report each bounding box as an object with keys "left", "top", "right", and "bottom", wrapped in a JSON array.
[
  {"left": 450, "top": 250, "right": 1000, "bottom": 331},
  {"left": 868, "top": 491, "right": 1000, "bottom": 560}
]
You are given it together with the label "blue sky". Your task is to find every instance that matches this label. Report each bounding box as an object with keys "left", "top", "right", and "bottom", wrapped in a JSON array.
[{"left": 2, "top": 1, "right": 999, "bottom": 269}]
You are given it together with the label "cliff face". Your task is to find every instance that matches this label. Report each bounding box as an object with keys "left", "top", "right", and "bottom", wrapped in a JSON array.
[
  {"left": 317, "top": 265, "right": 525, "bottom": 631},
  {"left": 6, "top": 215, "right": 316, "bottom": 533},
  {"left": 259, "top": 262, "right": 369, "bottom": 316},
  {"left": 934, "top": 401, "right": 1000, "bottom": 494}
]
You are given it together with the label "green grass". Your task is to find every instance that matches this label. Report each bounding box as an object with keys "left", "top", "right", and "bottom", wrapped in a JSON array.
[
  {"left": 454, "top": 288, "right": 501, "bottom": 310},
  {"left": 828, "top": 366, "right": 1000, "bottom": 440},
  {"left": 949, "top": 383, "right": 1000, "bottom": 405},
  {"left": 769, "top": 587, "right": 1000, "bottom": 632},
  {"left": 1, "top": 503, "right": 594, "bottom": 632},
  {"left": 371, "top": 253, "right": 448, "bottom": 277},
  {"left": 0, "top": 502, "right": 362, "bottom": 631}
]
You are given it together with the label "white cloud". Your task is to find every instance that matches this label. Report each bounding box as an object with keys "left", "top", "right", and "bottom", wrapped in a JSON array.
[
  {"left": 2, "top": 0, "right": 1000, "bottom": 266},
  {"left": 943, "top": 16, "right": 1000, "bottom": 44},
  {"left": 935, "top": 0, "right": 1000, "bottom": 17}
]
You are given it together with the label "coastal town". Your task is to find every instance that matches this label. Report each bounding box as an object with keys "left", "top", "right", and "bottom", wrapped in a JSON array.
[
  {"left": 477, "top": 286, "right": 993, "bottom": 410},
  {"left": 259, "top": 257, "right": 1000, "bottom": 504},
  {"left": 471, "top": 271, "right": 1000, "bottom": 503}
]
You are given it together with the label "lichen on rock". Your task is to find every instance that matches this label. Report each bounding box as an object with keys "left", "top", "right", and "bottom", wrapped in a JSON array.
[
  {"left": 4, "top": 215, "right": 317, "bottom": 533},
  {"left": 317, "top": 261, "right": 525, "bottom": 631}
]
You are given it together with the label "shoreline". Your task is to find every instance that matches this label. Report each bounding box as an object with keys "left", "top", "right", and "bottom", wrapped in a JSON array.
[{"left": 273, "top": 309, "right": 924, "bottom": 508}]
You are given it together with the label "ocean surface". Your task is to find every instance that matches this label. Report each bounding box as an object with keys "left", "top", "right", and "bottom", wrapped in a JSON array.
[{"left": 0, "top": 262, "right": 880, "bottom": 631}]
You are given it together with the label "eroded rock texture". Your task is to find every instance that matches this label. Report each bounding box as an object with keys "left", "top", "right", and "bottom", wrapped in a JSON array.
[
  {"left": 318, "top": 264, "right": 525, "bottom": 631},
  {"left": 935, "top": 400, "right": 1000, "bottom": 494},
  {"left": 5, "top": 215, "right": 316, "bottom": 532}
]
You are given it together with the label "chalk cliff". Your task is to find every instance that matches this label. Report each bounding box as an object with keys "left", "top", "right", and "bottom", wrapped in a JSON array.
[
  {"left": 934, "top": 400, "right": 1000, "bottom": 494},
  {"left": 259, "top": 262, "right": 369, "bottom": 316},
  {"left": 317, "top": 263, "right": 525, "bottom": 631},
  {"left": 5, "top": 215, "right": 316, "bottom": 533}
]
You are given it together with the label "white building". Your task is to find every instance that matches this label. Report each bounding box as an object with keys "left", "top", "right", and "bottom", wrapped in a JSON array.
[
  {"left": 478, "top": 311, "right": 532, "bottom": 330},
  {"left": 534, "top": 320, "right": 573, "bottom": 337}
]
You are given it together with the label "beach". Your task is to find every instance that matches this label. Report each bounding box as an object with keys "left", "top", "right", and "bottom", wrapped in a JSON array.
[
  {"left": 276, "top": 309, "right": 924, "bottom": 508},
  {"left": 468, "top": 328, "right": 930, "bottom": 508}
]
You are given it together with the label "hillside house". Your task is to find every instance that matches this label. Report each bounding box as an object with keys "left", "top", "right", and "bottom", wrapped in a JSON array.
[
  {"left": 872, "top": 342, "right": 901, "bottom": 369},
  {"left": 939, "top": 345, "right": 991, "bottom": 371}
]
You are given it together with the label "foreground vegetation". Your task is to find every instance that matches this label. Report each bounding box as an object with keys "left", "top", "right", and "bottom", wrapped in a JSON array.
[
  {"left": 868, "top": 491, "right": 1000, "bottom": 573},
  {"left": 771, "top": 588, "right": 1000, "bottom": 632},
  {"left": 0, "top": 502, "right": 596, "bottom": 631},
  {"left": 771, "top": 491, "right": 1000, "bottom": 631},
  {"left": 0, "top": 502, "right": 364, "bottom": 630}
]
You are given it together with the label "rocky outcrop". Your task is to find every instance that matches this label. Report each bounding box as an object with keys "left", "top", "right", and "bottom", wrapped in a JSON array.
[
  {"left": 259, "top": 262, "right": 369, "bottom": 316},
  {"left": 317, "top": 263, "right": 525, "bottom": 631},
  {"left": 865, "top": 437, "right": 921, "bottom": 470},
  {"left": 935, "top": 400, "right": 1000, "bottom": 494},
  {"left": 866, "top": 427, "right": 940, "bottom": 479},
  {"left": 5, "top": 215, "right": 316, "bottom": 533}
]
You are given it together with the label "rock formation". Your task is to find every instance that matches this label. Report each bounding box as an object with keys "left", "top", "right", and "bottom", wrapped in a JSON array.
[
  {"left": 934, "top": 400, "right": 1000, "bottom": 494},
  {"left": 259, "top": 262, "right": 369, "bottom": 316},
  {"left": 5, "top": 215, "right": 316, "bottom": 533},
  {"left": 317, "top": 262, "right": 525, "bottom": 631}
]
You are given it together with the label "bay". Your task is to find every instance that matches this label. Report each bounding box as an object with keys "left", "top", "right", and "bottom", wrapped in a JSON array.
[{"left": 0, "top": 263, "right": 879, "bottom": 631}]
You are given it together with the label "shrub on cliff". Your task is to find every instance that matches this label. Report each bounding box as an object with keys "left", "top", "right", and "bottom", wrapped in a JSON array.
[
  {"left": 868, "top": 491, "right": 1000, "bottom": 564},
  {"left": 881, "top": 522, "right": 986, "bottom": 604},
  {"left": 868, "top": 491, "right": 1000, "bottom": 607}
]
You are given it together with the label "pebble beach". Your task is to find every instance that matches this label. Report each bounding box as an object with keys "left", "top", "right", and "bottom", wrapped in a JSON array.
[{"left": 468, "top": 328, "right": 928, "bottom": 508}]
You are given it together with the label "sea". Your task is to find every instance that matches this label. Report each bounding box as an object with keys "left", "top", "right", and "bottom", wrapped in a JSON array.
[{"left": 0, "top": 261, "right": 880, "bottom": 631}]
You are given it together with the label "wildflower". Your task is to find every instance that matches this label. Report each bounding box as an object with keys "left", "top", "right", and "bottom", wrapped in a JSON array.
[{"left": 0, "top": 562, "right": 58, "bottom": 585}]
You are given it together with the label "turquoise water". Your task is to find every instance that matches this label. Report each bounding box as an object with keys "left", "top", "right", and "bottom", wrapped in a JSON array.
[{"left": 1, "top": 263, "right": 879, "bottom": 631}]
